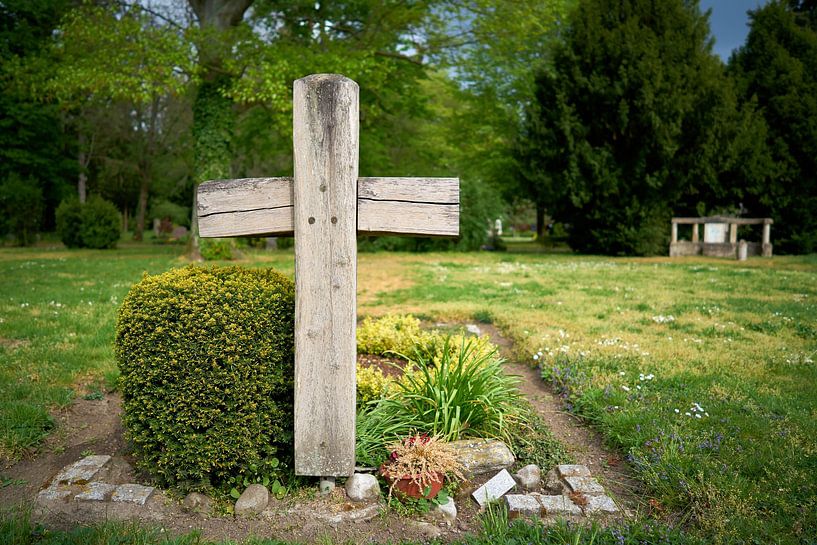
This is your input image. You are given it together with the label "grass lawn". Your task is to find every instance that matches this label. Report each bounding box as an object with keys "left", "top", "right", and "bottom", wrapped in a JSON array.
[{"left": 1, "top": 243, "right": 816, "bottom": 543}]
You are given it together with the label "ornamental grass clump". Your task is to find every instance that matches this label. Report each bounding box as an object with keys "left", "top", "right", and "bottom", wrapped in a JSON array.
[
  {"left": 115, "top": 265, "right": 294, "bottom": 490},
  {"left": 381, "top": 434, "right": 464, "bottom": 498}
]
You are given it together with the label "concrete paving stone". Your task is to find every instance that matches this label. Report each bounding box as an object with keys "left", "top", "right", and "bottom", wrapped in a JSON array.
[
  {"left": 555, "top": 464, "right": 591, "bottom": 479},
  {"left": 112, "top": 483, "right": 155, "bottom": 505},
  {"left": 472, "top": 469, "right": 516, "bottom": 507},
  {"left": 37, "top": 485, "right": 72, "bottom": 501},
  {"left": 504, "top": 494, "right": 542, "bottom": 518},
  {"left": 74, "top": 481, "right": 116, "bottom": 501},
  {"left": 54, "top": 455, "right": 111, "bottom": 485},
  {"left": 563, "top": 476, "right": 605, "bottom": 496},
  {"left": 537, "top": 494, "right": 582, "bottom": 516},
  {"left": 584, "top": 494, "right": 619, "bottom": 514}
]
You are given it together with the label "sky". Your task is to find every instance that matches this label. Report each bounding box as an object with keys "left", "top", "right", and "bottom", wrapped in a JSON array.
[{"left": 700, "top": 0, "right": 770, "bottom": 61}]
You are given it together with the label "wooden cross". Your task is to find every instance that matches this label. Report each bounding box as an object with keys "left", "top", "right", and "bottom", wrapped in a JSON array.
[{"left": 196, "top": 74, "right": 460, "bottom": 478}]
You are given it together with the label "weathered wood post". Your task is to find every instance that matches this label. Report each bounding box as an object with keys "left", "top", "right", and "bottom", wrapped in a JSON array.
[
  {"left": 292, "top": 74, "right": 358, "bottom": 480},
  {"left": 692, "top": 223, "right": 699, "bottom": 243},
  {"left": 671, "top": 221, "right": 678, "bottom": 243},
  {"left": 195, "top": 73, "right": 460, "bottom": 491},
  {"left": 729, "top": 223, "right": 738, "bottom": 244}
]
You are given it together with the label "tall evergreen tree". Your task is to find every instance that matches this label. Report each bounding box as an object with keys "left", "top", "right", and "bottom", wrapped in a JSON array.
[
  {"left": 729, "top": 1, "right": 817, "bottom": 253},
  {"left": 519, "top": 0, "right": 762, "bottom": 255}
]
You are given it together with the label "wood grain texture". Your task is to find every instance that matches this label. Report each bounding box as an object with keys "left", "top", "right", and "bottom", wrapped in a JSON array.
[
  {"left": 197, "top": 176, "right": 460, "bottom": 238},
  {"left": 293, "top": 74, "right": 358, "bottom": 477},
  {"left": 197, "top": 177, "right": 293, "bottom": 237}
]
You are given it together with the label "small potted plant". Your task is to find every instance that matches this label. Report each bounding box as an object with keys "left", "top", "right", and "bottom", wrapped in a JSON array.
[{"left": 379, "top": 433, "right": 464, "bottom": 500}]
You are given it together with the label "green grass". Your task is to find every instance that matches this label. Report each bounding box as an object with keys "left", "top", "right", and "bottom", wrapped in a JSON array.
[{"left": 1, "top": 245, "right": 816, "bottom": 543}]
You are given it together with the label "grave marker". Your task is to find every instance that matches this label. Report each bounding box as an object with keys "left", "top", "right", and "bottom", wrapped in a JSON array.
[{"left": 196, "top": 74, "right": 460, "bottom": 479}]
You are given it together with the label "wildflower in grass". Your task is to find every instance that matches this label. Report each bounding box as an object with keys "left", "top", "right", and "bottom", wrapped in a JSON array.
[
  {"left": 621, "top": 385, "right": 630, "bottom": 392},
  {"left": 674, "top": 409, "right": 680, "bottom": 413}
]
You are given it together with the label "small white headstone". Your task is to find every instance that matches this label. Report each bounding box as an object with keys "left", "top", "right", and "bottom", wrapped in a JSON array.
[{"left": 472, "top": 468, "right": 516, "bottom": 507}]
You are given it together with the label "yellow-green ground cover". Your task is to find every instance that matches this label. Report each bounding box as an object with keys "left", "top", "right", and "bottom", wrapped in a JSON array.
[{"left": 1, "top": 245, "right": 816, "bottom": 543}]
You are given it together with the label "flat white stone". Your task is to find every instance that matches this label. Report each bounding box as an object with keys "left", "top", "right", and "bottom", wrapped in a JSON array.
[
  {"left": 37, "top": 485, "right": 72, "bottom": 501},
  {"left": 584, "top": 494, "right": 619, "bottom": 514},
  {"left": 465, "top": 324, "right": 482, "bottom": 336},
  {"left": 505, "top": 494, "right": 541, "bottom": 517},
  {"left": 112, "top": 483, "right": 155, "bottom": 505},
  {"left": 563, "top": 476, "right": 605, "bottom": 496},
  {"left": 555, "top": 464, "right": 591, "bottom": 478},
  {"left": 537, "top": 494, "right": 582, "bottom": 516},
  {"left": 432, "top": 496, "right": 457, "bottom": 524},
  {"left": 472, "top": 469, "right": 516, "bottom": 507},
  {"left": 54, "top": 455, "right": 111, "bottom": 485},
  {"left": 75, "top": 481, "right": 116, "bottom": 501}
]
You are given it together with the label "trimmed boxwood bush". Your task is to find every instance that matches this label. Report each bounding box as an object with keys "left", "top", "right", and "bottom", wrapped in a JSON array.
[
  {"left": 80, "top": 196, "right": 120, "bottom": 249},
  {"left": 115, "top": 265, "right": 295, "bottom": 489}
]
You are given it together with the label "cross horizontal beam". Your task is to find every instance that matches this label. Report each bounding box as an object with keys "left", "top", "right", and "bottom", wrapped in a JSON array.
[{"left": 197, "top": 177, "right": 459, "bottom": 238}]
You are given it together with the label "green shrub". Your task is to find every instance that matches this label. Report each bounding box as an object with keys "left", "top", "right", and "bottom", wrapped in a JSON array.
[
  {"left": 115, "top": 265, "right": 295, "bottom": 489},
  {"left": 0, "top": 174, "right": 43, "bottom": 246},
  {"left": 199, "top": 238, "right": 233, "bottom": 261},
  {"left": 79, "top": 196, "right": 121, "bottom": 249},
  {"left": 356, "top": 337, "right": 524, "bottom": 465},
  {"left": 55, "top": 196, "right": 121, "bottom": 249},
  {"left": 356, "top": 314, "right": 427, "bottom": 356},
  {"left": 55, "top": 199, "right": 84, "bottom": 248}
]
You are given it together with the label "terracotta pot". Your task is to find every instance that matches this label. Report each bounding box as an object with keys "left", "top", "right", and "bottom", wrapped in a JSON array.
[{"left": 380, "top": 465, "right": 444, "bottom": 500}]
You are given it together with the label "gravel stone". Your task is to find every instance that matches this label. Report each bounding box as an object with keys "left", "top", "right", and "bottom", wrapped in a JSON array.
[
  {"left": 514, "top": 464, "right": 541, "bottom": 491},
  {"left": 345, "top": 473, "right": 380, "bottom": 502},
  {"left": 432, "top": 496, "right": 457, "bottom": 524},
  {"left": 234, "top": 484, "right": 269, "bottom": 517},
  {"left": 182, "top": 492, "right": 213, "bottom": 514}
]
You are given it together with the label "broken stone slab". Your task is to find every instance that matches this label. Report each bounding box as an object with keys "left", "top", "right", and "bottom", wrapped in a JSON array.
[
  {"left": 345, "top": 473, "right": 380, "bottom": 502},
  {"left": 556, "top": 464, "right": 591, "bottom": 479},
  {"left": 37, "top": 485, "right": 72, "bottom": 502},
  {"left": 74, "top": 482, "right": 116, "bottom": 501},
  {"left": 450, "top": 438, "right": 515, "bottom": 477},
  {"left": 54, "top": 455, "right": 111, "bottom": 485},
  {"left": 584, "top": 494, "right": 619, "bottom": 514},
  {"left": 537, "top": 494, "right": 582, "bottom": 516},
  {"left": 563, "top": 476, "right": 605, "bottom": 496},
  {"left": 112, "top": 483, "right": 155, "bottom": 505},
  {"left": 514, "top": 464, "right": 541, "bottom": 491},
  {"left": 505, "top": 494, "right": 542, "bottom": 518},
  {"left": 235, "top": 483, "right": 269, "bottom": 517},
  {"left": 472, "top": 469, "right": 516, "bottom": 507}
]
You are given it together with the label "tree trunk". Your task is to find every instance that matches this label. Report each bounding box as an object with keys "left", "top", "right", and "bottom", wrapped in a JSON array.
[
  {"left": 186, "top": 0, "right": 253, "bottom": 259},
  {"left": 77, "top": 149, "right": 87, "bottom": 204},
  {"left": 536, "top": 203, "right": 545, "bottom": 239},
  {"left": 123, "top": 207, "right": 129, "bottom": 233},
  {"left": 134, "top": 175, "right": 148, "bottom": 241}
]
